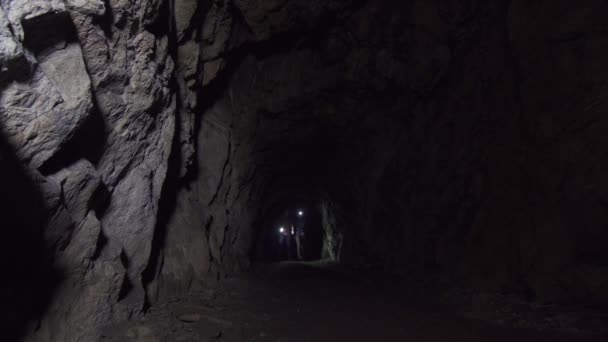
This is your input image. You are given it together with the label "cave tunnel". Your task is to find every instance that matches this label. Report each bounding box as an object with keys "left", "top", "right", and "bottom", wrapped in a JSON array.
[
  {"left": 2, "top": 0, "right": 608, "bottom": 341},
  {"left": 247, "top": 115, "right": 341, "bottom": 265},
  {"left": 254, "top": 202, "right": 324, "bottom": 263}
]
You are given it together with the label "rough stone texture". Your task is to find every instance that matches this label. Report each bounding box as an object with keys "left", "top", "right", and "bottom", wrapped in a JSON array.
[
  {"left": 65, "top": 0, "right": 105, "bottom": 16},
  {"left": 70, "top": 0, "right": 177, "bottom": 330},
  {"left": 0, "top": 0, "right": 176, "bottom": 340},
  {"left": 49, "top": 159, "right": 101, "bottom": 224},
  {"left": 0, "top": 2, "right": 94, "bottom": 169},
  {"left": 0, "top": 0, "right": 66, "bottom": 41},
  {"left": 0, "top": 5, "right": 27, "bottom": 79},
  {"left": 169, "top": 0, "right": 608, "bottom": 308},
  {"left": 3, "top": 0, "right": 608, "bottom": 341}
]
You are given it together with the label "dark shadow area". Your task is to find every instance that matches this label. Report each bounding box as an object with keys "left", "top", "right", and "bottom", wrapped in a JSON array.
[
  {"left": 141, "top": 97, "right": 183, "bottom": 310},
  {"left": 39, "top": 104, "right": 107, "bottom": 175},
  {"left": 0, "top": 134, "right": 61, "bottom": 341},
  {"left": 21, "top": 11, "right": 75, "bottom": 52},
  {"left": 94, "top": 0, "right": 115, "bottom": 37}
]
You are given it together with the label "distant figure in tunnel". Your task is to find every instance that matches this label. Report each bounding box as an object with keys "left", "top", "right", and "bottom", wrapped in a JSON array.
[
  {"left": 294, "top": 224, "right": 304, "bottom": 260},
  {"left": 278, "top": 226, "right": 289, "bottom": 260},
  {"left": 288, "top": 225, "right": 297, "bottom": 260},
  {"left": 275, "top": 209, "right": 307, "bottom": 261},
  {"left": 295, "top": 210, "right": 306, "bottom": 260}
]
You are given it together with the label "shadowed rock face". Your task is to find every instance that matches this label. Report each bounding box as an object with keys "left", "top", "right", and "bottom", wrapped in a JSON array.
[{"left": 1, "top": 0, "right": 608, "bottom": 341}]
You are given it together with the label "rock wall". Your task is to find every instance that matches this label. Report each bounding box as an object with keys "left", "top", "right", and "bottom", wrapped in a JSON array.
[
  {"left": 2, "top": 0, "right": 608, "bottom": 341},
  {"left": 1, "top": 0, "right": 176, "bottom": 340},
  {"left": 175, "top": 0, "right": 608, "bottom": 306}
]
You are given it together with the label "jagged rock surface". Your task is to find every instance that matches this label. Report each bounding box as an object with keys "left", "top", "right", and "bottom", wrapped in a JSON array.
[
  {"left": 0, "top": 0, "right": 175, "bottom": 340},
  {"left": 1, "top": 0, "right": 608, "bottom": 341}
]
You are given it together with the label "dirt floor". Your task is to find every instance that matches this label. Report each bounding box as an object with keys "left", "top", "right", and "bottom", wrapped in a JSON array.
[{"left": 102, "top": 261, "right": 608, "bottom": 342}]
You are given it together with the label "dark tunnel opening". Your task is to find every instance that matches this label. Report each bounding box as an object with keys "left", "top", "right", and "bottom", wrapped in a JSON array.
[
  {"left": 245, "top": 109, "right": 347, "bottom": 265},
  {"left": 254, "top": 201, "right": 324, "bottom": 263}
]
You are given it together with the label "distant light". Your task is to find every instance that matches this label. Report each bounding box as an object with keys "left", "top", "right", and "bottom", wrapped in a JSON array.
[
  {"left": 298, "top": 210, "right": 304, "bottom": 216},
  {"left": 279, "top": 227, "right": 285, "bottom": 233},
  {"left": 291, "top": 227, "right": 295, "bottom": 235}
]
